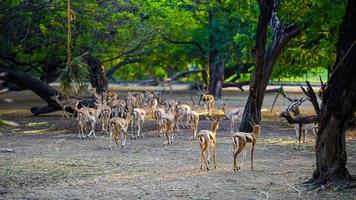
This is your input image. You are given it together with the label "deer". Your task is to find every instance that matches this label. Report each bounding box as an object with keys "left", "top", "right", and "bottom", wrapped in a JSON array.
[
  {"left": 187, "top": 110, "right": 199, "bottom": 140},
  {"left": 95, "top": 100, "right": 112, "bottom": 134},
  {"left": 130, "top": 108, "right": 146, "bottom": 139},
  {"left": 232, "top": 119, "right": 261, "bottom": 172},
  {"left": 153, "top": 107, "right": 166, "bottom": 137},
  {"left": 160, "top": 109, "right": 176, "bottom": 146},
  {"left": 279, "top": 98, "right": 317, "bottom": 147},
  {"left": 126, "top": 93, "right": 137, "bottom": 113},
  {"left": 132, "top": 92, "right": 145, "bottom": 107},
  {"left": 111, "top": 99, "right": 127, "bottom": 118},
  {"left": 109, "top": 114, "right": 134, "bottom": 149},
  {"left": 51, "top": 94, "right": 80, "bottom": 119},
  {"left": 196, "top": 81, "right": 215, "bottom": 114},
  {"left": 196, "top": 116, "right": 223, "bottom": 170},
  {"left": 218, "top": 99, "right": 241, "bottom": 133},
  {"left": 144, "top": 91, "right": 158, "bottom": 117},
  {"left": 175, "top": 103, "right": 192, "bottom": 129},
  {"left": 77, "top": 106, "right": 98, "bottom": 139}
]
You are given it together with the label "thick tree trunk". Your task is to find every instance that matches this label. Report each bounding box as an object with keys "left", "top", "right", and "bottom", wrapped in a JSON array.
[
  {"left": 84, "top": 53, "right": 108, "bottom": 94},
  {"left": 311, "top": 0, "right": 356, "bottom": 186},
  {"left": 240, "top": 0, "right": 299, "bottom": 131},
  {"left": 208, "top": 52, "right": 224, "bottom": 98}
]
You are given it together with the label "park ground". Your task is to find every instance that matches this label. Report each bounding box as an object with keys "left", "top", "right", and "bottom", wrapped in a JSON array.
[{"left": 0, "top": 89, "right": 355, "bottom": 199}]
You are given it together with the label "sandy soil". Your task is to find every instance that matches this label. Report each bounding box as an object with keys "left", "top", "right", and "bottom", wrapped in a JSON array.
[{"left": 0, "top": 90, "right": 355, "bottom": 200}]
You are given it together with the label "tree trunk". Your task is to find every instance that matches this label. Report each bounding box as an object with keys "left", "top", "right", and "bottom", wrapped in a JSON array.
[
  {"left": 84, "top": 53, "right": 108, "bottom": 94},
  {"left": 208, "top": 52, "right": 224, "bottom": 98},
  {"left": 240, "top": 0, "right": 299, "bottom": 131},
  {"left": 311, "top": 0, "right": 356, "bottom": 186}
]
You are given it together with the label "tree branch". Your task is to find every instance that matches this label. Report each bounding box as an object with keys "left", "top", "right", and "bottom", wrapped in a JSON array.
[
  {"left": 161, "top": 34, "right": 206, "bottom": 55},
  {"left": 106, "top": 58, "right": 143, "bottom": 80}
]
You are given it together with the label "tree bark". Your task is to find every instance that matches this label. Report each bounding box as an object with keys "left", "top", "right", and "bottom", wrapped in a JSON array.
[
  {"left": 240, "top": 0, "right": 300, "bottom": 131},
  {"left": 310, "top": 0, "right": 356, "bottom": 186},
  {"left": 84, "top": 53, "right": 108, "bottom": 94},
  {"left": 208, "top": 52, "right": 224, "bottom": 98}
]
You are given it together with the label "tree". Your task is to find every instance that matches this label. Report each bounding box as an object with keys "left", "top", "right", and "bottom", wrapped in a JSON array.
[
  {"left": 144, "top": 0, "right": 259, "bottom": 98},
  {"left": 240, "top": 0, "right": 299, "bottom": 130},
  {"left": 308, "top": 0, "right": 356, "bottom": 187}
]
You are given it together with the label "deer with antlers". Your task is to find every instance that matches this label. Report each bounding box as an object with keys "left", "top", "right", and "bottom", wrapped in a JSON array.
[
  {"left": 279, "top": 98, "right": 317, "bottom": 147},
  {"left": 232, "top": 119, "right": 261, "bottom": 172},
  {"left": 196, "top": 82, "right": 215, "bottom": 114},
  {"left": 109, "top": 114, "right": 134, "bottom": 149},
  {"left": 197, "top": 116, "right": 224, "bottom": 170}
]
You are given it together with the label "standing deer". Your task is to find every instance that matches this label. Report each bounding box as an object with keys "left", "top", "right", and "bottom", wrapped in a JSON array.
[
  {"left": 109, "top": 114, "right": 134, "bottom": 149},
  {"left": 175, "top": 103, "right": 192, "bottom": 129},
  {"left": 160, "top": 110, "right": 176, "bottom": 146},
  {"left": 197, "top": 116, "right": 223, "bottom": 170},
  {"left": 77, "top": 106, "right": 97, "bottom": 139},
  {"left": 131, "top": 108, "right": 146, "bottom": 139},
  {"left": 232, "top": 120, "right": 261, "bottom": 172},
  {"left": 279, "top": 99, "right": 317, "bottom": 147},
  {"left": 51, "top": 94, "right": 79, "bottom": 119},
  {"left": 153, "top": 107, "right": 166, "bottom": 137},
  {"left": 187, "top": 110, "right": 199, "bottom": 140}
]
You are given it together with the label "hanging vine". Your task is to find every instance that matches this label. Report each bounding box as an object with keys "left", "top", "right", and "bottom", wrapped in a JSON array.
[{"left": 60, "top": 0, "right": 89, "bottom": 96}]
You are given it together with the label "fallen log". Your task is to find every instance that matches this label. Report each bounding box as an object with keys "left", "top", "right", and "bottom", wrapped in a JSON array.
[{"left": 0, "top": 68, "right": 95, "bottom": 115}]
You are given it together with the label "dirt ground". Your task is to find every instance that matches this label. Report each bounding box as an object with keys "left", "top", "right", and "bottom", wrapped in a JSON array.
[{"left": 0, "top": 90, "right": 355, "bottom": 199}]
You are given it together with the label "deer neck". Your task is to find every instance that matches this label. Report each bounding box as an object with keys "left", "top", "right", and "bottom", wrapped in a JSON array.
[{"left": 283, "top": 112, "right": 298, "bottom": 124}]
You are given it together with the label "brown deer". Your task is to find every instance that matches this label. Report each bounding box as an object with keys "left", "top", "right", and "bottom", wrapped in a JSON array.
[
  {"left": 232, "top": 120, "right": 261, "bottom": 172},
  {"left": 131, "top": 108, "right": 146, "bottom": 139},
  {"left": 187, "top": 110, "right": 199, "bottom": 140},
  {"left": 109, "top": 114, "right": 134, "bottom": 149},
  {"left": 196, "top": 116, "right": 223, "bottom": 170},
  {"left": 77, "top": 106, "right": 98, "bottom": 139},
  {"left": 160, "top": 110, "right": 176, "bottom": 146},
  {"left": 51, "top": 94, "right": 79, "bottom": 119}
]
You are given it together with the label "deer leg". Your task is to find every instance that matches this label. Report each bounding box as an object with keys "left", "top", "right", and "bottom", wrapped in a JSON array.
[
  {"left": 137, "top": 119, "right": 141, "bottom": 139},
  {"left": 78, "top": 125, "right": 82, "bottom": 139},
  {"left": 121, "top": 131, "right": 127, "bottom": 149},
  {"left": 141, "top": 118, "right": 145, "bottom": 139},
  {"left": 251, "top": 142, "right": 255, "bottom": 171},
  {"left": 303, "top": 130, "right": 306, "bottom": 143},
  {"left": 114, "top": 134, "right": 120, "bottom": 150},
  {"left": 298, "top": 124, "right": 302, "bottom": 148},
  {"left": 92, "top": 121, "right": 96, "bottom": 138},
  {"left": 130, "top": 120, "right": 135, "bottom": 139},
  {"left": 201, "top": 143, "right": 209, "bottom": 170},
  {"left": 212, "top": 142, "right": 217, "bottom": 169},
  {"left": 109, "top": 131, "right": 113, "bottom": 150},
  {"left": 164, "top": 131, "right": 169, "bottom": 146}
]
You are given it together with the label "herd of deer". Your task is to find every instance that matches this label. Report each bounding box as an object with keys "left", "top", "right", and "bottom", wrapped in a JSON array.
[{"left": 50, "top": 87, "right": 317, "bottom": 172}]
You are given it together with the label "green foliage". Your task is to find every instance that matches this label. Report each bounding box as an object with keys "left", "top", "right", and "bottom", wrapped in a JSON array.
[{"left": 0, "top": 0, "right": 346, "bottom": 84}]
